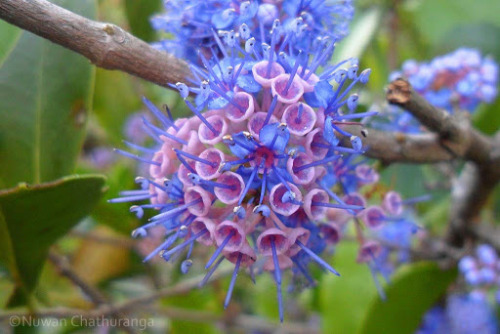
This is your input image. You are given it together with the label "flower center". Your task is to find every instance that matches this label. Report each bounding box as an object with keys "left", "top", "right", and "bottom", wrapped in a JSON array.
[{"left": 251, "top": 146, "right": 276, "bottom": 170}]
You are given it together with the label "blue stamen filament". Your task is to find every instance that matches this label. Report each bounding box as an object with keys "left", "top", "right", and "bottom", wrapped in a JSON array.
[
  {"left": 199, "top": 256, "right": 225, "bottom": 287},
  {"left": 271, "top": 166, "right": 293, "bottom": 193},
  {"left": 195, "top": 177, "right": 236, "bottom": 190},
  {"left": 295, "top": 104, "right": 304, "bottom": 123},
  {"left": 114, "top": 149, "right": 161, "bottom": 166},
  {"left": 291, "top": 258, "right": 316, "bottom": 287},
  {"left": 119, "top": 190, "right": 149, "bottom": 196},
  {"left": 311, "top": 201, "right": 363, "bottom": 211},
  {"left": 122, "top": 141, "right": 156, "bottom": 154},
  {"left": 283, "top": 52, "right": 302, "bottom": 95},
  {"left": 141, "top": 117, "right": 188, "bottom": 145},
  {"left": 149, "top": 198, "right": 202, "bottom": 222},
  {"left": 259, "top": 170, "right": 268, "bottom": 205},
  {"left": 224, "top": 253, "right": 242, "bottom": 309},
  {"left": 293, "top": 155, "right": 340, "bottom": 173},
  {"left": 295, "top": 240, "right": 340, "bottom": 276},
  {"left": 174, "top": 149, "right": 218, "bottom": 167},
  {"left": 141, "top": 96, "right": 177, "bottom": 130},
  {"left": 271, "top": 237, "right": 284, "bottom": 323},
  {"left": 238, "top": 166, "right": 259, "bottom": 205},
  {"left": 108, "top": 193, "right": 156, "bottom": 203},
  {"left": 143, "top": 231, "right": 179, "bottom": 262},
  {"left": 162, "top": 229, "right": 208, "bottom": 261},
  {"left": 305, "top": 42, "right": 335, "bottom": 80},
  {"left": 263, "top": 95, "right": 279, "bottom": 126},
  {"left": 184, "top": 100, "right": 219, "bottom": 135},
  {"left": 205, "top": 230, "right": 236, "bottom": 269}
]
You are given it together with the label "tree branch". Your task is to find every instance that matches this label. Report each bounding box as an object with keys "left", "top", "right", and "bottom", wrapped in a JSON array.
[
  {"left": 386, "top": 79, "right": 493, "bottom": 164},
  {"left": 0, "top": 0, "right": 191, "bottom": 88},
  {"left": 342, "top": 125, "right": 455, "bottom": 163},
  {"left": 387, "top": 79, "right": 500, "bottom": 248},
  {"left": 48, "top": 252, "right": 138, "bottom": 334}
]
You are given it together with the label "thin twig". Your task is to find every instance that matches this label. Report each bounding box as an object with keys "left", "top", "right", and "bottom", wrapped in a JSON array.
[
  {"left": 48, "top": 252, "right": 108, "bottom": 305},
  {"left": 0, "top": 267, "right": 232, "bottom": 323},
  {"left": 48, "top": 252, "right": 139, "bottom": 334}
]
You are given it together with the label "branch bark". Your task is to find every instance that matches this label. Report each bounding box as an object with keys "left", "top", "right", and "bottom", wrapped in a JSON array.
[
  {"left": 387, "top": 79, "right": 500, "bottom": 248},
  {"left": 0, "top": 0, "right": 191, "bottom": 88},
  {"left": 342, "top": 125, "right": 455, "bottom": 163},
  {"left": 386, "top": 79, "right": 493, "bottom": 164},
  {"left": 48, "top": 252, "right": 138, "bottom": 334}
]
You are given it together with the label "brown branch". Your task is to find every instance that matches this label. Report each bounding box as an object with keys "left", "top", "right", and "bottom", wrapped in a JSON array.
[
  {"left": 0, "top": 266, "right": 232, "bottom": 322},
  {"left": 446, "top": 132, "right": 500, "bottom": 247},
  {"left": 342, "top": 125, "right": 455, "bottom": 163},
  {"left": 0, "top": 0, "right": 191, "bottom": 88},
  {"left": 48, "top": 252, "right": 138, "bottom": 334},
  {"left": 386, "top": 79, "right": 493, "bottom": 164},
  {"left": 48, "top": 252, "right": 108, "bottom": 306},
  {"left": 387, "top": 79, "right": 500, "bottom": 248}
]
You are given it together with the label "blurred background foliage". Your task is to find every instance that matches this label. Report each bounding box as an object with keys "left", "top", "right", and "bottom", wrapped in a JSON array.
[{"left": 0, "top": 0, "right": 498, "bottom": 333}]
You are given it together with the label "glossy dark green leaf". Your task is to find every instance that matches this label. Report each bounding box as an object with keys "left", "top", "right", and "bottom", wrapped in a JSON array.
[
  {"left": 124, "top": 0, "right": 162, "bottom": 42},
  {"left": 359, "top": 262, "right": 457, "bottom": 334},
  {"left": 0, "top": 174, "right": 107, "bottom": 307},
  {"left": 0, "top": 0, "right": 96, "bottom": 188}
]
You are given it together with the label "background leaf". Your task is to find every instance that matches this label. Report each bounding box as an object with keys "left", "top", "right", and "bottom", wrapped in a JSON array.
[
  {"left": 124, "top": 0, "right": 162, "bottom": 42},
  {"left": 0, "top": 0, "right": 96, "bottom": 188},
  {"left": 319, "top": 242, "right": 377, "bottom": 334},
  {"left": 359, "top": 262, "right": 457, "bottom": 334},
  {"left": 0, "top": 174, "right": 106, "bottom": 307},
  {"left": 333, "top": 7, "right": 383, "bottom": 63}
]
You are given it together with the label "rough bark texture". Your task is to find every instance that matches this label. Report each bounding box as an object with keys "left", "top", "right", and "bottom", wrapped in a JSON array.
[
  {"left": 387, "top": 79, "right": 500, "bottom": 248},
  {"left": 0, "top": 0, "right": 192, "bottom": 87}
]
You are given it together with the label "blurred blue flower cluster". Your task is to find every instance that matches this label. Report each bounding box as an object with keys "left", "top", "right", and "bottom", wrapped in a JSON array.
[
  {"left": 392, "top": 48, "right": 498, "bottom": 112},
  {"left": 418, "top": 244, "right": 500, "bottom": 333},
  {"left": 373, "top": 48, "right": 498, "bottom": 134},
  {"left": 417, "top": 293, "right": 498, "bottom": 334},
  {"left": 459, "top": 244, "right": 500, "bottom": 304}
]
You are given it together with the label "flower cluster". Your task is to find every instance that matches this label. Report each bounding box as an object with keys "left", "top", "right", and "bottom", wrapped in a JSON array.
[
  {"left": 346, "top": 191, "right": 427, "bottom": 298},
  {"left": 391, "top": 48, "right": 498, "bottom": 112},
  {"left": 150, "top": 0, "right": 354, "bottom": 63},
  {"left": 372, "top": 48, "right": 499, "bottom": 134},
  {"left": 107, "top": 0, "right": 429, "bottom": 322},
  {"left": 459, "top": 244, "right": 500, "bottom": 304},
  {"left": 417, "top": 244, "right": 500, "bottom": 333},
  {"left": 417, "top": 294, "right": 498, "bottom": 334}
]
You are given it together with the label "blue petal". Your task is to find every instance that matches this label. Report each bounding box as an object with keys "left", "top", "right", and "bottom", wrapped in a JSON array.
[
  {"left": 323, "top": 117, "right": 340, "bottom": 146},
  {"left": 260, "top": 123, "right": 290, "bottom": 153},
  {"left": 236, "top": 74, "right": 262, "bottom": 93}
]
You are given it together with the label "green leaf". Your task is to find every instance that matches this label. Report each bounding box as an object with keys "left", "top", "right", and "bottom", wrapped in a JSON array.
[
  {"left": 359, "top": 262, "right": 457, "bottom": 334},
  {"left": 380, "top": 164, "right": 427, "bottom": 199},
  {"left": 0, "top": 20, "right": 21, "bottom": 62},
  {"left": 0, "top": 0, "right": 96, "bottom": 188},
  {"left": 0, "top": 174, "right": 107, "bottom": 307},
  {"left": 319, "top": 242, "right": 377, "bottom": 334},
  {"left": 93, "top": 68, "right": 143, "bottom": 145},
  {"left": 413, "top": 0, "right": 500, "bottom": 46},
  {"left": 124, "top": 0, "right": 162, "bottom": 42}
]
